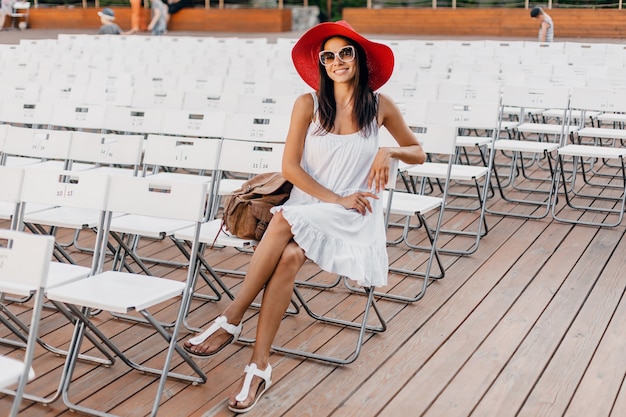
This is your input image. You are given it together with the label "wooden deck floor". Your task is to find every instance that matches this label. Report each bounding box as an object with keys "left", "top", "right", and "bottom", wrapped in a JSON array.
[{"left": 2, "top": 156, "right": 626, "bottom": 417}]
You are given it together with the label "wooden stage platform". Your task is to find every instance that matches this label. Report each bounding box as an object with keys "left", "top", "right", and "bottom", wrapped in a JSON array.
[{"left": 1, "top": 163, "right": 625, "bottom": 416}]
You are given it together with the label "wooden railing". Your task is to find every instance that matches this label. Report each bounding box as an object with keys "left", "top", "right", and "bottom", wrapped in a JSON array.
[{"left": 26, "top": 6, "right": 626, "bottom": 38}]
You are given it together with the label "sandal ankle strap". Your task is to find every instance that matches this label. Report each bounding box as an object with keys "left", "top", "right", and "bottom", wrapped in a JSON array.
[
  {"left": 188, "top": 315, "right": 241, "bottom": 345},
  {"left": 235, "top": 363, "right": 272, "bottom": 402}
]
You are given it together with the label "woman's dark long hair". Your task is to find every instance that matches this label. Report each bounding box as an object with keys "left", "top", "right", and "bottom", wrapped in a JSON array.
[{"left": 315, "top": 36, "right": 377, "bottom": 138}]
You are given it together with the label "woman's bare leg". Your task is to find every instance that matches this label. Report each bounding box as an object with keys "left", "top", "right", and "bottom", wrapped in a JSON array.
[
  {"left": 184, "top": 211, "right": 295, "bottom": 355},
  {"left": 228, "top": 241, "right": 306, "bottom": 410}
]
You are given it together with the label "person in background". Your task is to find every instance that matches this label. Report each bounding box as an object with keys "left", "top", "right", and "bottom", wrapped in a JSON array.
[
  {"left": 97, "top": 8, "right": 122, "bottom": 35},
  {"left": 123, "top": 0, "right": 144, "bottom": 34},
  {"left": 530, "top": 6, "right": 554, "bottom": 42},
  {"left": 147, "top": 0, "right": 168, "bottom": 35},
  {"left": 181, "top": 20, "right": 425, "bottom": 414},
  {"left": 164, "top": 0, "right": 192, "bottom": 17},
  {"left": 0, "top": 0, "right": 14, "bottom": 30}
]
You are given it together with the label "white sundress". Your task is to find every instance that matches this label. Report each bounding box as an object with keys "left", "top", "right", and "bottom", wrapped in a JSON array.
[{"left": 272, "top": 92, "right": 389, "bottom": 287}]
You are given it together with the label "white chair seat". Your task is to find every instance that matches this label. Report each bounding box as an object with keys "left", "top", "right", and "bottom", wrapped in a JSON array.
[
  {"left": 577, "top": 127, "right": 626, "bottom": 140},
  {"left": 406, "top": 162, "right": 489, "bottom": 181},
  {"left": 150, "top": 172, "right": 213, "bottom": 184},
  {"left": 47, "top": 262, "right": 91, "bottom": 289},
  {"left": 382, "top": 190, "right": 443, "bottom": 217},
  {"left": 500, "top": 120, "right": 519, "bottom": 131},
  {"left": 174, "top": 219, "right": 257, "bottom": 249},
  {"left": 109, "top": 214, "right": 195, "bottom": 238},
  {"left": 517, "top": 122, "right": 578, "bottom": 136},
  {"left": 218, "top": 178, "right": 246, "bottom": 195},
  {"left": 596, "top": 113, "right": 626, "bottom": 123},
  {"left": 493, "top": 139, "right": 560, "bottom": 153},
  {"left": 542, "top": 109, "right": 600, "bottom": 120},
  {"left": 24, "top": 207, "right": 104, "bottom": 229},
  {"left": 455, "top": 135, "right": 492, "bottom": 147},
  {"left": 557, "top": 144, "right": 626, "bottom": 159},
  {"left": 46, "top": 271, "right": 186, "bottom": 314},
  {"left": 0, "top": 356, "right": 34, "bottom": 389}
]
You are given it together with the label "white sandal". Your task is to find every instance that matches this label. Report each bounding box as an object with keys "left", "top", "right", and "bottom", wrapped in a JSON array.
[
  {"left": 227, "top": 363, "right": 272, "bottom": 413},
  {"left": 183, "top": 315, "right": 242, "bottom": 358}
]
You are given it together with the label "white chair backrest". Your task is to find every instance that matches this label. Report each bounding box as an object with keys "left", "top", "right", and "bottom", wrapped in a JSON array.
[
  {"left": 223, "top": 113, "right": 290, "bottom": 143},
  {"left": 143, "top": 134, "right": 222, "bottom": 172},
  {"left": 159, "top": 109, "right": 226, "bottom": 138},
  {"left": 501, "top": 85, "right": 570, "bottom": 110},
  {"left": 21, "top": 169, "right": 111, "bottom": 211},
  {"left": 425, "top": 100, "right": 500, "bottom": 130},
  {"left": 104, "top": 106, "right": 165, "bottom": 135},
  {"left": 68, "top": 131, "right": 144, "bottom": 167},
  {"left": 182, "top": 91, "right": 239, "bottom": 112},
  {"left": 39, "top": 85, "right": 87, "bottom": 106},
  {"left": 82, "top": 85, "right": 134, "bottom": 107},
  {"left": 131, "top": 88, "right": 185, "bottom": 109},
  {"left": 379, "top": 123, "right": 456, "bottom": 155},
  {"left": 437, "top": 82, "right": 501, "bottom": 103},
  {"left": 50, "top": 103, "right": 108, "bottom": 131},
  {"left": 107, "top": 175, "right": 207, "bottom": 222},
  {"left": 0, "top": 124, "right": 8, "bottom": 150},
  {"left": 217, "top": 138, "right": 285, "bottom": 175},
  {"left": 3, "top": 126, "right": 72, "bottom": 161},
  {"left": 235, "top": 94, "right": 297, "bottom": 115},
  {"left": 0, "top": 100, "right": 54, "bottom": 126},
  {"left": 569, "top": 87, "right": 626, "bottom": 113},
  {"left": 0, "top": 166, "right": 24, "bottom": 205},
  {"left": 0, "top": 229, "right": 53, "bottom": 295}
]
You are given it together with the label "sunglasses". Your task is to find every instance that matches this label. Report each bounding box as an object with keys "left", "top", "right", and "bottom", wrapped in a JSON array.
[{"left": 318, "top": 45, "right": 356, "bottom": 66}]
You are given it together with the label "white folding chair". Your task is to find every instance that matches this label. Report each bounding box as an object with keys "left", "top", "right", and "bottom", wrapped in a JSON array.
[
  {"left": 0, "top": 230, "right": 53, "bottom": 417},
  {"left": 405, "top": 99, "right": 499, "bottom": 256},
  {"left": 486, "top": 85, "right": 576, "bottom": 219},
  {"left": 551, "top": 87, "right": 626, "bottom": 227},
  {"left": 363, "top": 123, "right": 456, "bottom": 303},
  {"left": 174, "top": 140, "right": 386, "bottom": 365},
  {"left": 45, "top": 175, "right": 208, "bottom": 417}
]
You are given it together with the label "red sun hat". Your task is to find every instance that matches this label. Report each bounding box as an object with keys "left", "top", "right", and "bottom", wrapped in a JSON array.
[{"left": 291, "top": 20, "right": 395, "bottom": 91}]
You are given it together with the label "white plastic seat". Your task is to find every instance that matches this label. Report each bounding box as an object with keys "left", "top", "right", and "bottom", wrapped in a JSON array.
[
  {"left": 159, "top": 109, "right": 227, "bottom": 138},
  {"left": 45, "top": 175, "right": 208, "bottom": 417}
]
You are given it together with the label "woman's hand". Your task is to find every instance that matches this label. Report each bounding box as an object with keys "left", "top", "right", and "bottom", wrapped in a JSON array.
[
  {"left": 367, "top": 147, "right": 392, "bottom": 193},
  {"left": 336, "top": 192, "right": 378, "bottom": 215}
]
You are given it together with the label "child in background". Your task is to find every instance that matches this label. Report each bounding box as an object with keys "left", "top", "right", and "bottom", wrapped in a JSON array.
[
  {"left": 97, "top": 8, "right": 122, "bottom": 35},
  {"left": 147, "top": 0, "right": 168, "bottom": 36}
]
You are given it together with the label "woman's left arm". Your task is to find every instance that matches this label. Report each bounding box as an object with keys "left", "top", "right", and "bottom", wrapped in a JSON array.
[{"left": 368, "top": 93, "right": 426, "bottom": 192}]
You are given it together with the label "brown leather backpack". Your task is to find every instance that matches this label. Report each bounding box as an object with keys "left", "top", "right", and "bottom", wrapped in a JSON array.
[{"left": 222, "top": 172, "right": 293, "bottom": 240}]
